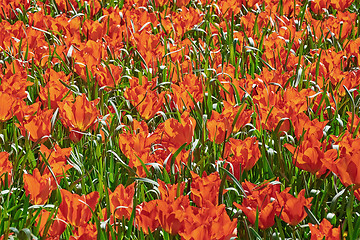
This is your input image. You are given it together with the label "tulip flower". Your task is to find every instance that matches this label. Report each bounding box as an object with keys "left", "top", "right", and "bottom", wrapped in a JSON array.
[
  {"left": 190, "top": 171, "right": 224, "bottom": 207},
  {"left": 0, "top": 152, "right": 12, "bottom": 186},
  {"left": 124, "top": 84, "right": 165, "bottom": 120},
  {"left": 327, "top": 151, "right": 360, "bottom": 188},
  {"left": 0, "top": 70, "right": 33, "bottom": 100},
  {"left": 0, "top": 92, "right": 16, "bottom": 122},
  {"left": 157, "top": 196, "right": 190, "bottom": 236},
  {"left": 223, "top": 137, "right": 261, "bottom": 179},
  {"left": 309, "top": 218, "right": 340, "bottom": 240},
  {"left": 276, "top": 188, "right": 313, "bottom": 226},
  {"left": 39, "top": 144, "right": 72, "bottom": 166},
  {"left": 207, "top": 110, "right": 232, "bottom": 144},
  {"left": 58, "top": 189, "right": 99, "bottom": 227},
  {"left": 136, "top": 200, "right": 161, "bottom": 234},
  {"left": 158, "top": 180, "right": 186, "bottom": 202},
  {"left": 234, "top": 200, "right": 278, "bottom": 230},
  {"left": 23, "top": 168, "right": 57, "bottom": 205},
  {"left": 20, "top": 109, "right": 54, "bottom": 143},
  {"left": 222, "top": 101, "right": 253, "bottom": 133},
  {"left": 109, "top": 182, "right": 135, "bottom": 220},
  {"left": 170, "top": 74, "right": 203, "bottom": 112},
  {"left": 233, "top": 180, "right": 281, "bottom": 229},
  {"left": 14, "top": 101, "right": 41, "bottom": 123},
  {"left": 180, "top": 203, "right": 237, "bottom": 240},
  {"left": 69, "top": 223, "right": 97, "bottom": 240},
  {"left": 153, "top": 111, "right": 196, "bottom": 152},
  {"left": 35, "top": 210, "right": 66, "bottom": 238},
  {"left": 284, "top": 133, "right": 338, "bottom": 175},
  {"left": 58, "top": 94, "right": 100, "bottom": 142},
  {"left": 38, "top": 71, "right": 73, "bottom": 109}
]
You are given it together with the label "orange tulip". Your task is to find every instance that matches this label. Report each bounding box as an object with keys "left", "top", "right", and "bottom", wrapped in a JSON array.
[
  {"left": 170, "top": 74, "right": 203, "bottom": 112},
  {"left": 0, "top": 92, "right": 16, "bottom": 122},
  {"left": 38, "top": 70, "right": 73, "bottom": 109},
  {"left": 325, "top": 151, "right": 360, "bottom": 188},
  {"left": 55, "top": 0, "right": 101, "bottom": 18},
  {"left": 58, "top": 94, "right": 100, "bottom": 142},
  {"left": 310, "top": 0, "right": 329, "bottom": 14},
  {"left": 219, "top": 74, "right": 246, "bottom": 106},
  {"left": 292, "top": 113, "right": 328, "bottom": 140},
  {"left": 14, "top": 101, "right": 41, "bottom": 123},
  {"left": 121, "top": 112, "right": 195, "bottom": 175},
  {"left": 284, "top": 133, "right": 338, "bottom": 175},
  {"left": 59, "top": 189, "right": 99, "bottom": 227},
  {"left": 136, "top": 180, "right": 184, "bottom": 234},
  {"left": 321, "top": 131, "right": 360, "bottom": 188},
  {"left": 234, "top": 180, "right": 281, "bottom": 229},
  {"left": 69, "top": 223, "right": 97, "bottom": 240},
  {"left": 190, "top": 171, "right": 224, "bottom": 207},
  {"left": 253, "top": 87, "right": 310, "bottom": 132},
  {"left": 180, "top": 203, "right": 237, "bottom": 240},
  {"left": 38, "top": 144, "right": 73, "bottom": 180},
  {"left": 241, "top": 179, "right": 281, "bottom": 200},
  {"left": 124, "top": 84, "right": 165, "bottom": 120},
  {"left": 235, "top": 200, "right": 278, "bottom": 229},
  {"left": 0, "top": 0, "right": 30, "bottom": 19},
  {"left": 19, "top": 109, "right": 54, "bottom": 143},
  {"left": 118, "top": 120, "right": 153, "bottom": 176},
  {"left": 330, "top": 0, "right": 354, "bottom": 11},
  {"left": 23, "top": 168, "right": 57, "bottom": 205},
  {"left": 153, "top": 111, "right": 196, "bottom": 152},
  {"left": 130, "top": 20, "right": 163, "bottom": 58},
  {"left": 222, "top": 101, "right": 253, "bottom": 133},
  {"left": 119, "top": 120, "right": 151, "bottom": 157},
  {"left": 40, "top": 144, "right": 72, "bottom": 166},
  {"left": 136, "top": 200, "right": 161, "bottom": 234},
  {"left": 92, "top": 64, "right": 122, "bottom": 89},
  {"left": 158, "top": 180, "right": 186, "bottom": 202},
  {"left": 276, "top": 188, "right": 313, "bottom": 226},
  {"left": 0, "top": 69, "right": 33, "bottom": 100},
  {"left": 0, "top": 152, "right": 12, "bottom": 186},
  {"left": 175, "top": 0, "right": 191, "bottom": 7},
  {"left": 353, "top": 187, "right": 360, "bottom": 202},
  {"left": 35, "top": 209, "right": 66, "bottom": 237},
  {"left": 153, "top": 0, "right": 169, "bottom": 9},
  {"left": 137, "top": 182, "right": 237, "bottom": 239},
  {"left": 109, "top": 182, "right": 135, "bottom": 220},
  {"left": 207, "top": 110, "right": 232, "bottom": 144},
  {"left": 217, "top": 0, "right": 243, "bottom": 19},
  {"left": 137, "top": 196, "right": 189, "bottom": 235},
  {"left": 156, "top": 196, "right": 190, "bottom": 236},
  {"left": 171, "top": 7, "right": 202, "bottom": 38},
  {"left": 309, "top": 218, "right": 340, "bottom": 240},
  {"left": 223, "top": 137, "right": 261, "bottom": 179}
]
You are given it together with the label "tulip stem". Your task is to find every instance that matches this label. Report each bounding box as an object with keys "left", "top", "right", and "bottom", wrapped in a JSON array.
[
  {"left": 275, "top": 216, "right": 285, "bottom": 240},
  {"left": 291, "top": 226, "right": 297, "bottom": 240},
  {"left": 346, "top": 186, "right": 354, "bottom": 240}
]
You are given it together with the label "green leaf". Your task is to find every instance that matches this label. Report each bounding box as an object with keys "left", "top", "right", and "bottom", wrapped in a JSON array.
[
  {"left": 219, "top": 167, "right": 246, "bottom": 197},
  {"left": 132, "top": 178, "right": 159, "bottom": 187},
  {"left": 304, "top": 206, "right": 320, "bottom": 225},
  {"left": 249, "top": 227, "right": 262, "bottom": 240}
]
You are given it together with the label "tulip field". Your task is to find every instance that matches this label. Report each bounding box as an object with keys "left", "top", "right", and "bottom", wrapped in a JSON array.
[{"left": 1, "top": 0, "right": 360, "bottom": 239}]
